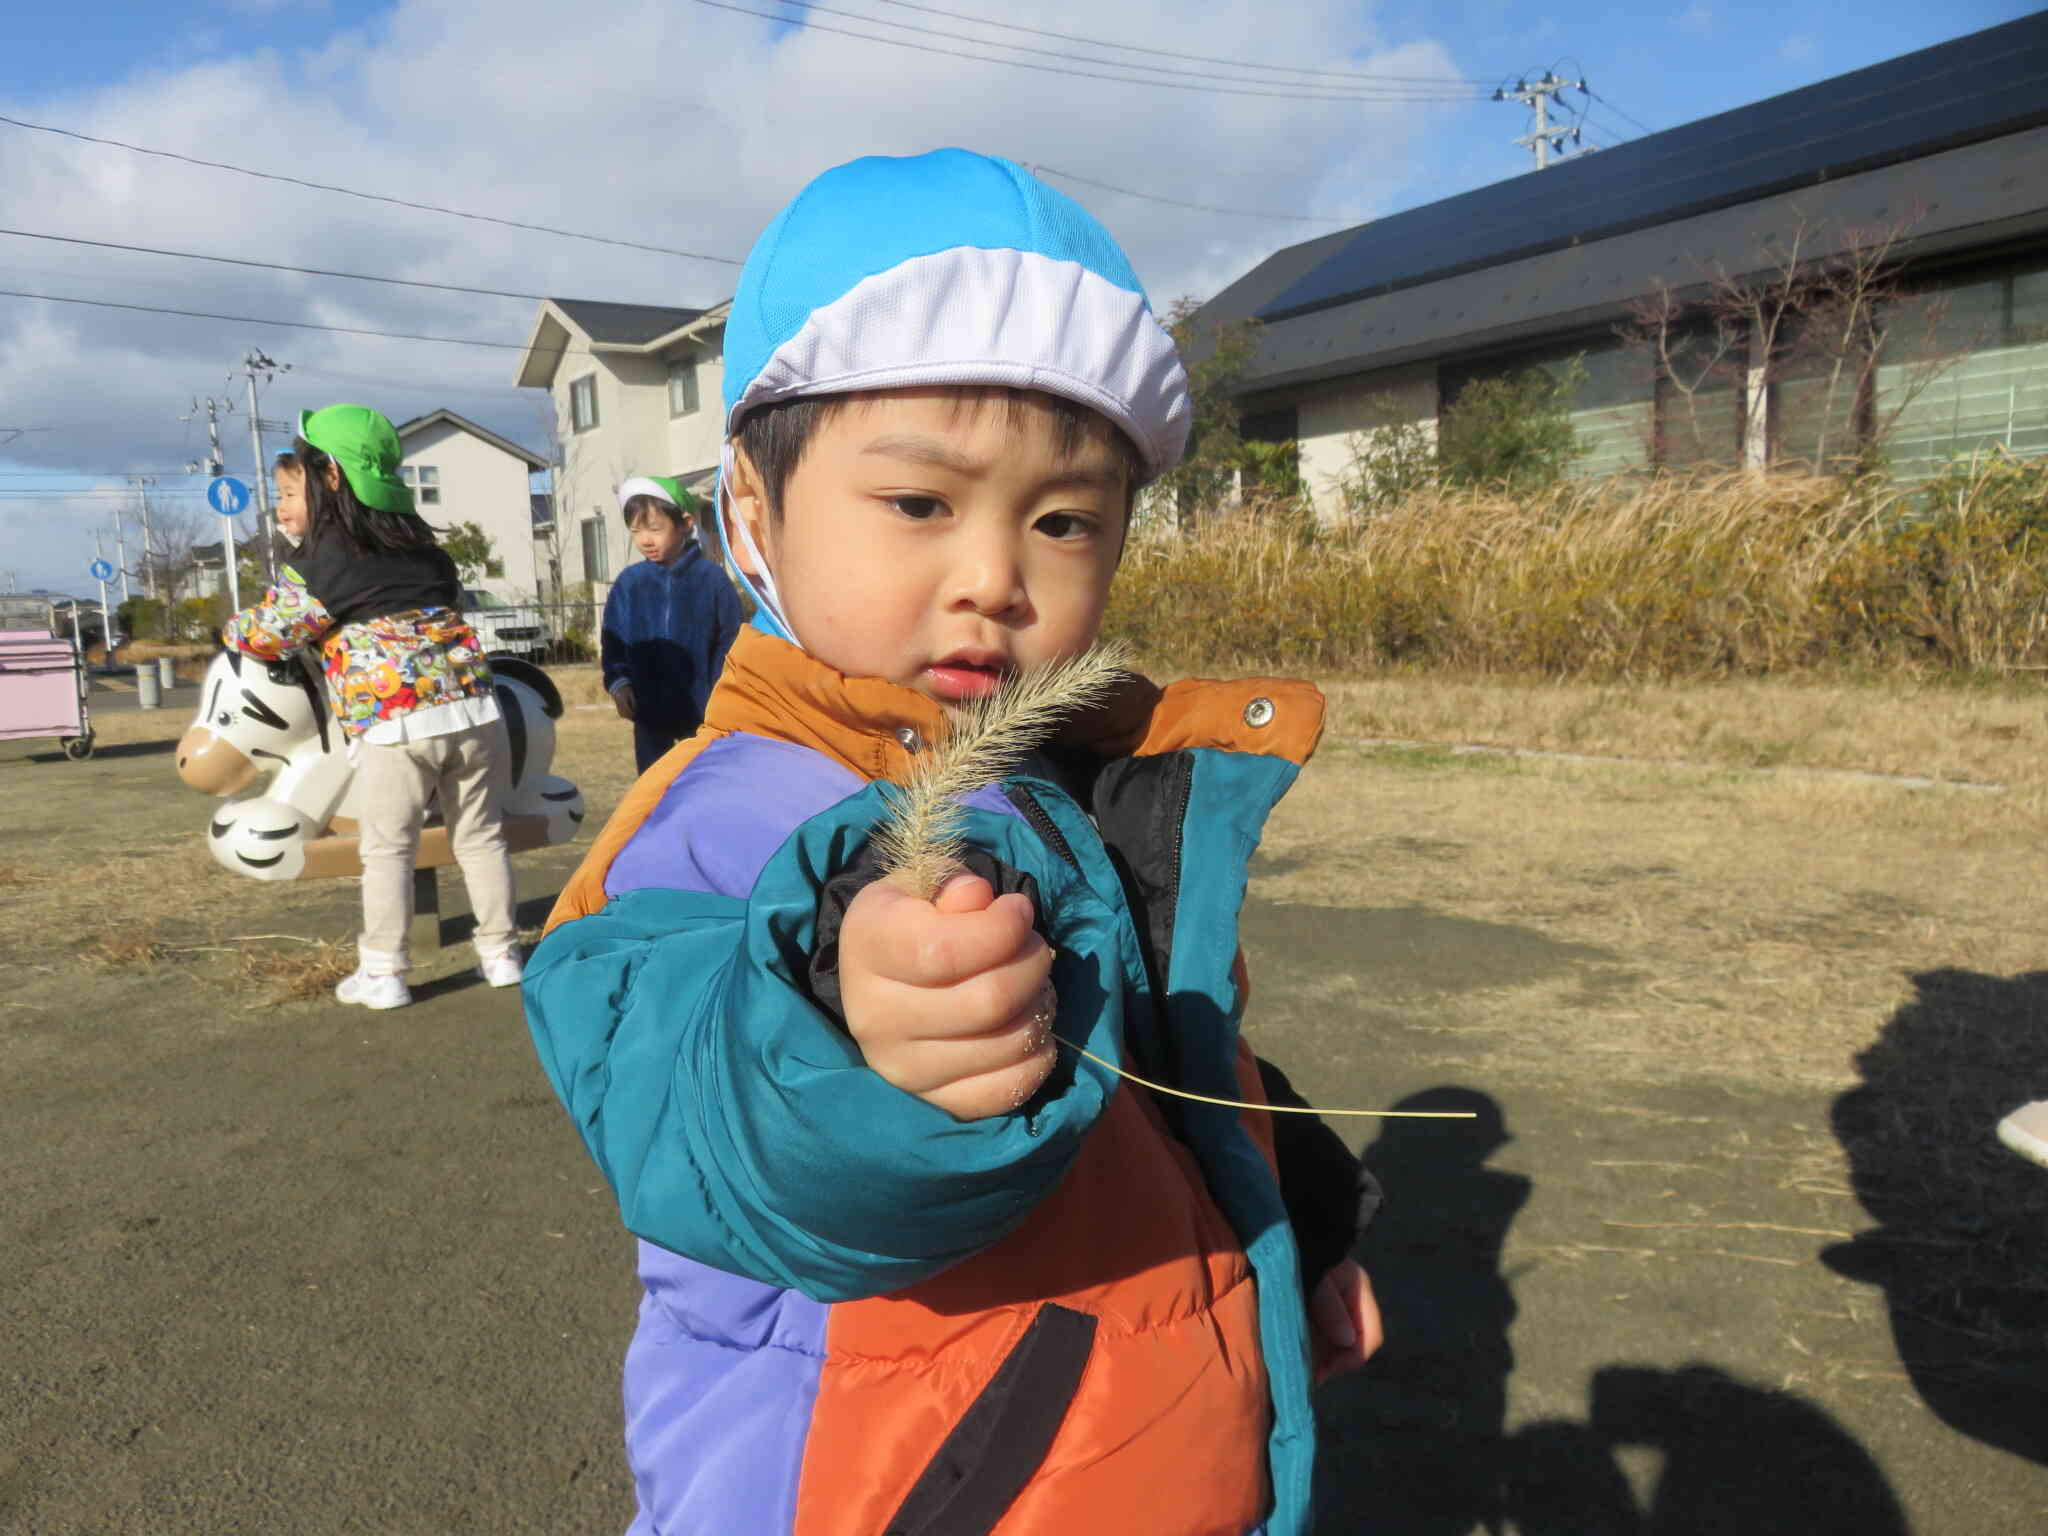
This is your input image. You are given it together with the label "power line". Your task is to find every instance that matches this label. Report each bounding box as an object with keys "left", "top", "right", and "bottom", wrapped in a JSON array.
[
  {"left": 0, "top": 226, "right": 550, "bottom": 302},
  {"left": 1031, "top": 164, "right": 1365, "bottom": 224},
  {"left": 848, "top": 0, "right": 1500, "bottom": 84},
  {"left": 688, "top": 0, "right": 1491, "bottom": 100},
  {"left": 1586, "top": 86, "right": 1658, "bottom": 138},
  {"left": 781, "top": 0, "right": 1490, "bottom": 96},
  {"left": 0, "top": 286, "right": 593, "bottom": 356},
  {"left": 288, "top": 364, "right": 531, "bottom": 400},
  {"left": 0, "top": 113, "right": 743, "bottom": 265}
]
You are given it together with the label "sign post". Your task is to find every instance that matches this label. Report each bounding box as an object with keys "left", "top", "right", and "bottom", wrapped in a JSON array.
[
  {"left": 89, "top": 557, "right": 114, "bottom": 661},
  {"left": 207, "top": 476, "right": 252, "bottom": 615}
]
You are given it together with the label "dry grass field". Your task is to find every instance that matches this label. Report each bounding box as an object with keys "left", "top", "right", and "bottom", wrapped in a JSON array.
[{"left": 7, "top": 658, "right": 2046, "bottom": 1532}]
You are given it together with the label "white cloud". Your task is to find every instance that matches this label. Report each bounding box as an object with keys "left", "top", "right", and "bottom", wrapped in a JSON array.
[
  {"left": 1780, "top": 34, "right": 1817, "bottom": 62},
  {"left": 0, "top": 0, "right": 1465, "bottom": 591},
  {"left": 1674, "top": 5, "right": 1715, "bottom": 36}
]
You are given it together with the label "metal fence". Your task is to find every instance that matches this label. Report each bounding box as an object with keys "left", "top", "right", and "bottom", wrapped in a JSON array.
[{"left": 456, "top": 598, "right": 607, "bottom": 669}]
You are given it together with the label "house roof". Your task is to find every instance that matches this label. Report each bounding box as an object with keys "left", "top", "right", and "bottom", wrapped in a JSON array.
[
  {"left": 394, "top": 409, "right": 549, "bottom": 470},
  {"left": 514, "top": 297, "right": 732, "bottom": 389},
  {"left": 1208, "top": 13, "right": 2048, "bottom": 398},
  {"left": 548, "top": 298, "right": 705, "bottom": 345},
  {"left": 1229, "top": 13, "right": 2048, "bottom": 326}
]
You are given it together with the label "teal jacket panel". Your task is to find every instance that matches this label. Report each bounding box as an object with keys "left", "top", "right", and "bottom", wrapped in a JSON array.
[{"left": 524, "top": 783, "right": 1130, "bottom": 1303}]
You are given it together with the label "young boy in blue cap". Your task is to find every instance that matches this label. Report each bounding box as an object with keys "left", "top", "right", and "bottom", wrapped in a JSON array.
[
  {"left": 523, "top": 150, "right": 1379, "bottom": 1536},
  {"left": 600, "top": 475, "right": 743, "bottom": 772}
]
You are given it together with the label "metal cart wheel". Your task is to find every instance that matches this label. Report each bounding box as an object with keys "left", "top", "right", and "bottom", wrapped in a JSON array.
[{"left": 62, "top": 734, "right": 94, "bottom": 761}]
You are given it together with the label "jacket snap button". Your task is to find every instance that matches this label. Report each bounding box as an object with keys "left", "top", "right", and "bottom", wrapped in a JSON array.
[
  {"left": 895, "top": 726, "right": 923, "bottom": 754},
  {"left": 1243, "top": 697, "right": 1275, "bottom": 729}
]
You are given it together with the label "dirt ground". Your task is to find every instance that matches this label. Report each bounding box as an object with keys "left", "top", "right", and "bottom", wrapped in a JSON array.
[{"left": 3, "top": 673, "right": 2045, "bottom": 1533}]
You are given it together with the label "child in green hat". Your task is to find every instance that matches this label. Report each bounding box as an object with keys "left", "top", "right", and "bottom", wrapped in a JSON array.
[
  {"left": 601, "top": 474, "right": 743, "bottom": 772},
  {"left": 221, "top": 403, "right": 523, "bottom": 1008}
]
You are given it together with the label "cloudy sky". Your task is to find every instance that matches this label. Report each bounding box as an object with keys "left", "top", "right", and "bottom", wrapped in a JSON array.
[{"left": 0, "top": 0, "right": 2032, "bottom": 596}]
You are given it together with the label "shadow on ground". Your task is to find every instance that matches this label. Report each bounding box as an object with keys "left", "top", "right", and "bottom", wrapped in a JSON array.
[
  {"left": 1823, "top": 968, "right": 2048, "bottom": 1466},
  {"left": 11, "top": 738, "right": 178, "bottom": 766},
  {"left": 1314, "top": 1087, "right": 1912, "bottom": 1535}
]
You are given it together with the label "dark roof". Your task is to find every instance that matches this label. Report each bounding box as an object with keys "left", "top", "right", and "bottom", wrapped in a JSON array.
[
  {"left": 394, "top": 409, "right": 549, "bottom": 469},
  {"left": 1234, "top": 13, "right": 2048, "bottom": 324},
  {"left": 548, "top": 298, "right": 705, "bottom": 345}
]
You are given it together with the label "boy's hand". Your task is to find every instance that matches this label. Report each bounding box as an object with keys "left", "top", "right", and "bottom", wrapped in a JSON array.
[
  {"left": 612, "top": 684, "right": 637, "bottom": 721},
  {"left": 838, "top": 872, "right": 1058, "bottom": 1121},
  {"left": 1310, "top": 1259, "right": 1383, "bottom": 1385}
]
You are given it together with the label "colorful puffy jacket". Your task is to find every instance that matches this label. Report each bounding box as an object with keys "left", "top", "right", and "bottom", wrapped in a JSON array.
[
  {"left": 220, "top": 534, "right": 492, "bottom": 738},
  {"left": 525, "top": 627, "right": 1359, "bottom": 1536}
]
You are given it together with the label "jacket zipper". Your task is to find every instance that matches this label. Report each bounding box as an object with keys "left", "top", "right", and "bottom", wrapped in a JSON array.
[
  {"left": 1004, "top": 784, "right": 1080, "bottom": 871},
  {"left": 1162, "top": 754, "right": 1194, "bottom": 938}
]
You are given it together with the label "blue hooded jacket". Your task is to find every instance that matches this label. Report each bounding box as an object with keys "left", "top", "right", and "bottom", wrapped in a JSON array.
[{"left": 600, "top": 541, "right": 743, "bottom": 735}]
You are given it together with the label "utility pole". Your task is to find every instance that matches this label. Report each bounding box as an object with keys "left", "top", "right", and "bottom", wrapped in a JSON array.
[
  {"left": 111, "top": 507, "right": 134, "bottom": 605},
  {"left": 130, "top": 476, "right": 159, "bottom": 600},
  {"left": 186, "top": 396, "right": 241, "bottom": 615},
  {"left": 1496, "top": 72, "right": 1585, "bottom": 170},
  {"left": 243, "top": 349, "right": 290, "bottom": 582}
]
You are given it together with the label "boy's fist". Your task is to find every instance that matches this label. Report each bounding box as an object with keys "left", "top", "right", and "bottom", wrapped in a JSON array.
[
  {"left": 838, "top": 872, "right": 1058, "bottom": 1121},
  {"left": 612, "top": 684, "right": 637, "bottom": 721}
]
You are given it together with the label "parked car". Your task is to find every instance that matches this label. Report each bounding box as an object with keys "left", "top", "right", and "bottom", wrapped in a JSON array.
[{"left": 460, "top": 589, "right": 551, "bottom": 661}]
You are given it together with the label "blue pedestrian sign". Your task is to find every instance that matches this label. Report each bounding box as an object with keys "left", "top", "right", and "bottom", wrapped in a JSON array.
[
  {"left": 89, "top": 558, "right": 114, "bottom": 581},
  {"left": 207, "top": 476, "right": 252, "bottom": 517}
]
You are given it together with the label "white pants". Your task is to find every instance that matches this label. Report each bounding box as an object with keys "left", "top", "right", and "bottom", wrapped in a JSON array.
[{"left": 353, "top": 723, "right": 518, "bottom": 971}]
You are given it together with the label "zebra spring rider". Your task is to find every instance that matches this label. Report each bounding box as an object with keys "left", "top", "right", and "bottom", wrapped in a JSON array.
[{"left": 175, "top": 649, "right": 584, "bottom": 882}]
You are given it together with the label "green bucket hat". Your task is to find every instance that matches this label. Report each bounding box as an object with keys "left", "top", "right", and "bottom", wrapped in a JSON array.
[{"left": 299, "top": 404, "right": 414, "bottom": 515}]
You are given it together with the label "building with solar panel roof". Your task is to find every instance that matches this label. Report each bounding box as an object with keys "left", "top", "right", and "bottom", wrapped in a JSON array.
[{"left": 1200, "top": 13, "right": 2048, "bottom": 517}]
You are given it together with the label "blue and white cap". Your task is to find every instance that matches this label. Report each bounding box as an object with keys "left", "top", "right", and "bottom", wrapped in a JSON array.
[{"left": 718, "top": 149, "right": 1191, "bottom": 642}]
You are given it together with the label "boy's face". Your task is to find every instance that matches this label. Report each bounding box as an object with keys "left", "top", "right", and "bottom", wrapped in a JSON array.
[
  {"left": 631, "top": 506, "right": 692, "bottom": 564},
  {"left": 732, "top": 388, "right": 1128, "bottom": 705}
]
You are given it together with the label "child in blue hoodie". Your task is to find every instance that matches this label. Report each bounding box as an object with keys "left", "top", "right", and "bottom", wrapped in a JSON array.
[{"left": 599, "top": 475, "right": 743, "bottom": 771}]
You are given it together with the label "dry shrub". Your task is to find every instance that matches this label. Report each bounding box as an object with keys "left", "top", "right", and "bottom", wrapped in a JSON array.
[
  {"left": 80, "top": 925, "right": 168, "bottom": 970},
  {"left": 0, "top": 862, "right": 50, "bottom": 890},
  {"left": 235, "top": 938, "right": 356, "bottom": 1006},
  {"left": 1108, "top": 459, "right": 2048, "bottom": 679}
]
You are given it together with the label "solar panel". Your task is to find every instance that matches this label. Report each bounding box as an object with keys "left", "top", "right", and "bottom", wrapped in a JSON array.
[{"left": 1259, "top": 13, "right": 2048, "bottom": 322}]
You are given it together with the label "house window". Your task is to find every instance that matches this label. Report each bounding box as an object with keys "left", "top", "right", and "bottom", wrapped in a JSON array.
[
  {"left": 570, "top": 374, "right": 600, "bottom": 433},
  {"left": 581, "top": 514, "right": 609, "bottom": 583},
  {"left": 400, "top": 465, "right": 441, "bottom": 505},
  {"left": 1876, "top": 256, "right": 2048, "bottom": 480},
  {"left": 1441, "top": 338, "right": 1654, "bottom": 480},
  {"left": 669, "top": 359, "right": 701, "bottom": 417}
]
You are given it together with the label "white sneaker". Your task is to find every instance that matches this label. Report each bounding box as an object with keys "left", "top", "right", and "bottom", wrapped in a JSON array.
[
  {"left": 477, "top": 948, "right": 525, "bottom": 988},
  {"left": 335, "top": 968, "right": 412, "bottom": 1010},
  {"left": 1997, "top": 1100, "right": 2048, "bottom": 1170}
]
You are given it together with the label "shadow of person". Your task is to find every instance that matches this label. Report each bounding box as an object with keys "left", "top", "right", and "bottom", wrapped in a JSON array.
[
  {"left": 1521, "top": 1363, "right": 1909, "bottom": 1536},
  {"left": 1314, "top": 1087, "right": 1529, "bottom": 1535},
  {"left": 1822, "top": 968, "right": 2048, "bottom": 1465}
]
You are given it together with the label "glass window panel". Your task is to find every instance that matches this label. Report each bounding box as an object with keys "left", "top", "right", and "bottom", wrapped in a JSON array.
[
  {"left": 2011, "top": 266, "right": 2048, "bottom": 344},
  {"left": 580, "top": 515, "right": 609, "bottom": 583}
]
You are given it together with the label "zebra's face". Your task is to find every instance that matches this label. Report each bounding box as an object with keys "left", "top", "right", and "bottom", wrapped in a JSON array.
[{"left": 176, "top": 650, "right": 329, "bottom": 796}]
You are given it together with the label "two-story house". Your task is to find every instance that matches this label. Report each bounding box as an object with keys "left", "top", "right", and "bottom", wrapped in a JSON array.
[
  {"left": 393, "top": 410, "right": 552, "bottom": 600},
  {"left": 514, "top": 297, "right": 730, "bottom": 599}
]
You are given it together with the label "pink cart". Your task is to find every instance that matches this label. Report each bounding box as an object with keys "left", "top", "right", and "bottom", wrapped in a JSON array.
[{"left": 0, "top": 629, "right": 94, "bottom": 760}]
